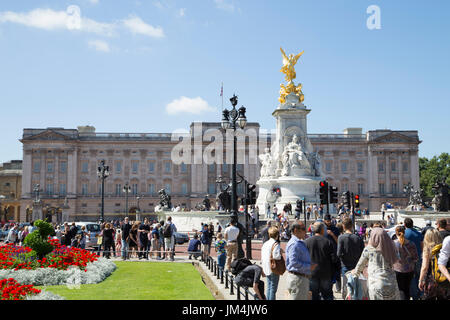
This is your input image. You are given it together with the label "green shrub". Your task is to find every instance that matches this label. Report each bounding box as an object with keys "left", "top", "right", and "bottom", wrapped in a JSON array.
[{"left": 24, "top": 220, "right": 55, "bottom": 259}]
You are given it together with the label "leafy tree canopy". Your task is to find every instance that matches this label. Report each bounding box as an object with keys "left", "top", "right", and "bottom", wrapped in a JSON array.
[{"left": 419, "top": 152, "right": 450, "bottom": 197}]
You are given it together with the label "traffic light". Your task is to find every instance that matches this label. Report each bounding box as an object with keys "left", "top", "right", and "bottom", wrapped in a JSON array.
[
  {"left": 354, "top": 194, "right": 360, "bottom": 208},
  {"left": 295, "top": 199, "right": 303, "bottom": 213},
  {"left": 342, "top": 191, "right": 351, "bottom": 208},
  {"left": 247, "top": 184, "right": 257, "bottom": 205},
  {"left": 319, "top": 181, "right": 328, "bottom": 205},
  {"left": 272, "top": 187, "right": 281, "bottom": 197},
  {"left": 329, "top": 186, "right": 339, "bottom": 203}
]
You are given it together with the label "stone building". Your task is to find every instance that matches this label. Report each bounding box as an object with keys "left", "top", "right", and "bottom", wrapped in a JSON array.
[
  {"left": 19, "top": 124, "right": 420, "bottom": 222},
  {"left": 0, "top": 160, "right": 22, "bottom": 222}
]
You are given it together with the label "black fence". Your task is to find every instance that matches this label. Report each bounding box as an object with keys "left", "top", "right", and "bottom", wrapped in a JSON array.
[{"left": 200, "top": 252, "right": 259, "bottom": 301}]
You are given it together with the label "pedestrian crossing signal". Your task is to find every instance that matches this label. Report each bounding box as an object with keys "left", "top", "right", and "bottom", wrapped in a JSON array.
[{"left": 319, "top": 181, "right": 328, "bottom": 205}]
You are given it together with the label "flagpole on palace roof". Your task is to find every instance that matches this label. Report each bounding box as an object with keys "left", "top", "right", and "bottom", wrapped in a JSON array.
[{"left": 221, "top": 82, "right": 224, "bottom": 110}]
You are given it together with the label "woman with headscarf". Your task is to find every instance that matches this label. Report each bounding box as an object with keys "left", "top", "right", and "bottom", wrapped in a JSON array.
[{"left": 352, "top": 227, "right": 401, "bottom": 300}]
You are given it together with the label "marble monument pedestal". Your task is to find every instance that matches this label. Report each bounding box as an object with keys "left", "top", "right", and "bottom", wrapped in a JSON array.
[{"left": 256, "top": 175, "right": 322, "bottom": 212}]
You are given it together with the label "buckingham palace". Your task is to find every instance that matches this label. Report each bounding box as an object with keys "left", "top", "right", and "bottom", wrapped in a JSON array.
[{"left": 19, "top": 123, "right": 420, "bottom": 222}]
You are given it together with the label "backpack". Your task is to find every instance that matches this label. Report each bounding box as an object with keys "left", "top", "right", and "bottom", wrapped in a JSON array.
[
  {"left": 230, "top": 258, "right": 252, "bottom": 276},
  {"left": 430, "top": 244, "right": 450, "bottom": 283},
  {"left": 163, "top": 223, "right": 173, "bottom": 238}
]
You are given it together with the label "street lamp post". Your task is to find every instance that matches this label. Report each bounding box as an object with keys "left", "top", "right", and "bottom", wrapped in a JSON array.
[
  {"left": 97, "top": 160, "right": 110, "bottom": 223},
  {"left": 123, "top": 183, "right": 131, "bottom": 216},
  {"left": 221, "top": 94, "right": 247, "bottom": 258},
  {"left": 136, "top": 196, "right": 141, "bottom": 221}
]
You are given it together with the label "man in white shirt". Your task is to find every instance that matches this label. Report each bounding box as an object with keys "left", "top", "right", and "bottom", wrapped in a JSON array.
[
  {"left": 224, "top": 220, "right": 240, "bottom": 271},
  {"left": 438, "top": 236, "right": 450, "bottom": 283}
]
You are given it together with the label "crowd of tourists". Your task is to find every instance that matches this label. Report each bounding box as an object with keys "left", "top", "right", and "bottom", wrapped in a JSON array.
[{"left": 227, "top": 214, "right": 450, "bottom": 301}]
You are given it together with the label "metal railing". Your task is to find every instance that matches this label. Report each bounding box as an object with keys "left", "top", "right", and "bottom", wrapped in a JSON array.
[{"left": 200, "top": 252, "right": 259, "bottom": 301}]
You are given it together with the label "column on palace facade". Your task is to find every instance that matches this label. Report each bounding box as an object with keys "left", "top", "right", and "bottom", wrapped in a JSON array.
[
  {"left": 67, "top": 148, "right": 78, "bottom": 198},
  {"left": 397, "top": 152, "right": 403, "bottom": 192},
  {"left": 385, "top": 151, "right": 390, "bottom": 194},
  {"left": 39, "top": 149, "right": 45, "bottom": 190},
  {"left": 22, "top": 150, "right": 32, "bottom": 199},
  {"left": 55, "top": 150, "right": 59, "bottom": 196},
  {"left": 410, "top": 150, "right": 420, "bottom": 190},
  {"left": 367, "top": 149, "right": 378, "bottom": 196}
]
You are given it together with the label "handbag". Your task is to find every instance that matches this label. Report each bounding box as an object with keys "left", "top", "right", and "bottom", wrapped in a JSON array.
[{"left": 270, "top": 242, "right": 286, "bottom": 275}]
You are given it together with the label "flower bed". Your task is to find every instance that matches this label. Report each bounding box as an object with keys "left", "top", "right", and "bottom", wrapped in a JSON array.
[
  {"left": 0, "top": 240, "right": 98, "bottom": 272},
  {"left": 0, "top": 239, "right": 116, "bottom": 289},
  {"left": 0, "top": 278, "right": 41, "bottom": 300}
]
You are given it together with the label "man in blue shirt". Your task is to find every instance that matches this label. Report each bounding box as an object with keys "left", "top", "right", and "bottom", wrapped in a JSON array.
[
  {"left": 188, "top": 234, "right": 201, "bottom": 260},
  {"left": 404, "top": 218, "right": 423, "bottom": 300},
  {"left": 285, "top": 221, "right": 317, "bottom": 300}
]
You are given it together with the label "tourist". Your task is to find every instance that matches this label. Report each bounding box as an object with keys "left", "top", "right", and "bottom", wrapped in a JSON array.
[
  {"left": 305, "top": 222, "right": 339, "bottom": 300},
  {"left": 261, "top": 226, "right": 282, "bottom": 300},
  {"left": 323, "top": 214, "right": 341, "bottom": 293},
  {"left": 6, "top": 224, "right": 17, "bottom": 244},
  {"left": 418, "top": 229, "right": 443, "bottom": 299},
  {"left": 159, "top": 221, "right": 166, "bottom": 259},
  {"left": 54, "top": 225, "right": 61, "bottom": 242},
  {"left": 138, "top": 218, "right": 150, "bottom": 260},
  {"left": 188, "top": 233, "right": 202, "bottom": 260},
  {"left": 69, "top": 223, "right": 78, "bottom": 247},
  {"left": 437, "top": 235, "right": 450, "bottom": 299},
  {"left": 78, "top": 225, "right": 88, "bottom": 250},
  {"left": 285, "top": 221, "right": 316, "bottom": 300},
  {"left": 393, "top": 225, "right": 419, "bottom": 300},
  {"left": 208, "top": 223, "right": 215, "bottom": 250},
  {"left": 115, "top": 229, "right": 122, "bottom": 257},
  {"left": 381, "top": 203, "right": 386, "bottom": 221},
  {"left": 234, "top": 263, "right": 266, "bottom": 300},
  {"left": 436, "top": 218, "right": 450, "bottom": 239},
  {"left": 337, "top": 217, "right": 365, "bottom": 299},
  {"left": 261, "top": 221, "right": 272, "bottom": 243},
  {"left": 421, "top": 220, "right": 434, "bottom": 237},
  {"left": 313, "top": 204, "right": 319, "bottom": 220},
  {"left": 128, "top": 222, "right": 139, "bottom": 259},
  {"left": 352, "top": 227, "right": 401, "bottom": 300},
  {"left": 272, "top": 205, "right": 278, "bottom": 220},
  {"left": 306, "top": 206, "right": 311, "bottom": 220},
  {"left": 200, "top": 224, "right": 212, "bottom": 258},
  {"left": 102, "top": 223, "right": 115, "bottom": 259},
  {"left": 163, "top": 216, "right": 177, "bottom": 261},
  {"left": 121, "top": 217, "right": 131, "bottom": 260},
  {"left": 214, "top": 233, "right": 227, "bottom": 271},
  {"left": 224, "top": 219, "right": 239, "bottom": 271},
  {"left": 61, "top": 223, "right": 72, "bottom": 247},
  {"left": 404, "top": 217, "right": 424, "bottom": 300},
  {"left": 150, "top": 223, "right": 160, "bottom": 259},
  {"left": 266, "top": 203, "right": 271, "bottom": 219}
]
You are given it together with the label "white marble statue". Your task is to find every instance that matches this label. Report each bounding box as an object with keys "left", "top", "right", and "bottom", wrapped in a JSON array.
[
  {"left": 280, "top": 134, "right": 312, "bottom": 176},
  {"left": 259, "top": 148, "right": 273, "bottom": 178},
  {"left": 310, "top": 152, "right": 323, "bottom": 177}
]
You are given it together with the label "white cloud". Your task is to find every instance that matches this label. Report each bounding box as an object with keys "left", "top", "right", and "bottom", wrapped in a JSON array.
[
  {"left": 89, "top": 0, "right": 100, "bottom": 4},
  {"left": 166, "top": 97, "right": 216, "bottom": 115},
  {"left": 214, "top": 0, "right": 235, "bottom": 12},
  {"left": 178, "top": 8, "right": 186, "bottom": 17},
  {"left": 0, "top": 8, "right": 116, "bottom": 37},
  {"left": 88, "top": 39, "right": 110, "bottom": 52},
  {"left": 122, "top": 15, "right": 164, "bottom": 38}
]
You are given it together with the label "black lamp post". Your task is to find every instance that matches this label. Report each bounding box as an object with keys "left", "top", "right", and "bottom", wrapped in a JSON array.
[
  {"left": 221, "top": 94, "right": 247, "bottom": 258},
  {"left": 97, "top": 160, "right": 110, "bottom": 223},
  {"left": 123, "top": 183, "right": 131, "bottom": 216}
]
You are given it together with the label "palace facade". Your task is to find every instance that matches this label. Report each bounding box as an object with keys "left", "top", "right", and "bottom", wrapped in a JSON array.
[{"left": 19, "top": 124, "right": 420, "bottom": 222}]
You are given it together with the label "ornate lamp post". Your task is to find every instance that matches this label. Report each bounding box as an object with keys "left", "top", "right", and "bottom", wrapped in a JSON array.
[
  {"left": 97, "top": 160, "right": 110, "bottom": 223},
  {"left": 221, "top": 94, "right": 247, "bottom": 218},
  {"left": 221, "top": 94, "right": 247, "bottom": 258},
  {"left": 123, "top": 183, "right": 131, "bottom": 216}
]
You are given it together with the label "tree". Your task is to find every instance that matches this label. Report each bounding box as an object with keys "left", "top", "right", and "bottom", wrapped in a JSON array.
[{"left": 419, "top": 153, "right": 450, "bottom": 197}]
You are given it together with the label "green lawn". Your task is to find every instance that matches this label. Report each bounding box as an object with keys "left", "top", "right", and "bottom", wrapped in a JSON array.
[{"left": 40, "top": 261, "right": 214, "bottom": 300}]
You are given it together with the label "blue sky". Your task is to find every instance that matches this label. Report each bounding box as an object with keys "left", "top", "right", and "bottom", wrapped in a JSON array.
[{"left": 0, "top": 0, "right": 449, "bottom": 164}]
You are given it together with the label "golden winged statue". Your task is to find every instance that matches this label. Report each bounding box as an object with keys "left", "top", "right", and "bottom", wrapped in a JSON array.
[
  {"left": 279, "top": 47, "right": 305, "bottom": 104},
  {"left": 280, "top": 47, "right": 304, "bottom": 83}
]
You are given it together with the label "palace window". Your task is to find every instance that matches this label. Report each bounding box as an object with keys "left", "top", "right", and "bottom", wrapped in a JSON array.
[
  {"left": 81, "top": 184, "right": 88, "bottom": 196},
  {"left": 403, "top": 162, "right": 409, "bottom": 172},
  {"left": 165, "top": 183, "right": 171, "bottom": 194},
  {"left": 82, "top": 162, "right": 89, "bottom": 173},
  {"left": 132, "top": 184, "right": 138, "bottom": 195},
  {"left": 341, "top": 162, "right": 348, "bottom": 173},
  {"left": 378, "top": 162, "right": 384, "bottom": 172},
  {"left": 357, "top": 183, "right": 364, "bottom": 194},
  {"left": 33, "top": 162, "right": 40, "bottom": 173},
  {"left": 165, "top": 162, "right": 171, "bottom": 173},
  {"left": 116, "top": 162, "right": 122, "bottom": 174},
  {"left": 379, "top": 183, "right": 385, "bottom": 194},
  {"left": 181, "top": 163, "right": 187, "bottom": 173},
  {"left": 47, "top": 162, "right": 54, "bottom": 173},
  {"left": 325, "top": 162, "right": 332, "bottom": 173},
  {"left": 132, "top": 162, "right": 139, "bottom": 174},
  {"left": 60, "top": 162, "right": 67, "bottom": 173},
  {"left": 391, "top": 162, "right": 396, "bottom": 172},
  {"left": 357, "top": 162, "right": 364, "bottom": 173},
  {"left": 59, "top": 184, "right": 66, "bottom": 195},
  {"left": 148, "top": 184, "right": 155, "bottom": 195},
  {"left": 182, "top": 183, "right": 188, "bottom": 195},
  {"left": 149, "top": 162, "right": 155, "bottom": 173},
  {"left": 115, "top": 184, "right": 122, "bottom": 196}
]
